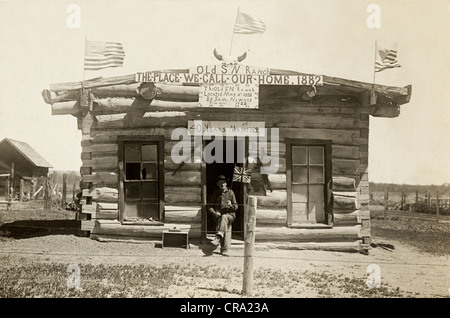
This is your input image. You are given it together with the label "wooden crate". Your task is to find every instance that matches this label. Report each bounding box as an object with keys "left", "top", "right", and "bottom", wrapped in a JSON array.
[{"left": 162, "top": 230, "right": 189, "bottom": 249}]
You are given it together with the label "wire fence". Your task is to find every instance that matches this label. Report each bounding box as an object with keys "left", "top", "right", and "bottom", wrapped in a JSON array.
[{"left": 370, "top": 191, "right": 450, "bottom": 215}]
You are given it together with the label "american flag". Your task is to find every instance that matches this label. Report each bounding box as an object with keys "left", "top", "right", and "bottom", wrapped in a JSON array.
[
  {"left": 375, "top": 45, "right": 401, "bottom": 72},
  {"left": 84, "top": 40, "right": 125, "bottom": 71},
  {"left": 232, "top": 166, "right": 252, "bottom": 183},
  {"left": 233, "top": 11, "right": 266, "bottom": 34}
]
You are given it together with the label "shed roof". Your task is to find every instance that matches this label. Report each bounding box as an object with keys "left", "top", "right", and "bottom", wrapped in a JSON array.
[{"left": 0, "top": 138, "right": 53, "bottom": 168}]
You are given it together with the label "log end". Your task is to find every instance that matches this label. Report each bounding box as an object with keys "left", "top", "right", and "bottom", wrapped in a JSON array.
[{"left": 138, "top": 82, "right": 157, "bottom": 100}]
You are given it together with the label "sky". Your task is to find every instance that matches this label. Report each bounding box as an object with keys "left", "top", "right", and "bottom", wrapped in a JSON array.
[{"left": 0, "top": 0, "right": 449, "bottom": 185}]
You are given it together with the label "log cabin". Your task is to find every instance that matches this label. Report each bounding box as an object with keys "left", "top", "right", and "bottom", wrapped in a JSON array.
[{"left": 41, "top": 61, "right": 411, "bottom": 253}]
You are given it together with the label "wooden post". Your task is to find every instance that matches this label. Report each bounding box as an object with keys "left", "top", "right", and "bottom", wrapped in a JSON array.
[
  {"left": 72, "top": 182, "right": 76, "bottom": 198},
  {"left": 10, "top": 162, "right": 15, "bottom": 200},
  {"left": 436, "top": 191, "right": 439, "bottom": 217},
  {"left": 44, "top": 176, "right": 49, "bottom": 210},
  {"left": 384, "top": 190, "right": 388, "bottom": 219},
  {"left": 401, "top": 192, "right": 404, "bottom": 211},
  {"left": 4, "top": 176, "right": 9, "bottom": 199},
  {"left": 242, "top": 196, "right": 257, "bottom": 297},
  {"left": 62, "top": 173, "right": 67, "bottom": 208},
  {"left": 415, "top": 190, "right": 418, "bottom": 207},
  {"left": 6, "top": 177, "right": 11, "bottom": 211},
  {"left": 20, "top": 179, "right": 24, "bottom": 201}
]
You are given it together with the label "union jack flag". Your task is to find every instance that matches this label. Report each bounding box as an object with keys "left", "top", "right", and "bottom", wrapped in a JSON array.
[{"left": 233, "top": 166, "right": 252, "bottom": 183}]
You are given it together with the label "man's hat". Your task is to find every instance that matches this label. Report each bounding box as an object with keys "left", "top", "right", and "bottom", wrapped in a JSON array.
[{"left": 216, "top": 175, "right": 228, "bottom": 182}]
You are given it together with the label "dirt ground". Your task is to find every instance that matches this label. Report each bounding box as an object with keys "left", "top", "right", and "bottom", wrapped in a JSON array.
[
  {"left": 0, "top": 202, "right": 449, "bottom": 298},
  {"left": 0, "top": 233, "right": 448, "bottom": 298}
]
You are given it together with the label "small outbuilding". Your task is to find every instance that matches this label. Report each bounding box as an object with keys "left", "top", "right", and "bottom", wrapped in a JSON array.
[{"left": 0, "top": 138, "right": 53, "bottom": 201}]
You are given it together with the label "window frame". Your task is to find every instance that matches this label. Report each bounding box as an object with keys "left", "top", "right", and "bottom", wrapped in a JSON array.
[
  {"left": 118, "top": 136, "right": 164, "bottom": 221},
  {"left": 286, "top": 139, "right": 332, "bottom": 226}
]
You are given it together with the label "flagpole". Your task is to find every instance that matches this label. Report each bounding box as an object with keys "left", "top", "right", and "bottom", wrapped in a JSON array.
[
  {"left": 82, "top": 36, "right": 87, "bottom": 83},
  {"left": 229, "top": 7, "right": 240, "bottom": 56},
  {"left": 373, "top": 40, "right": 377, "bottom": 86},
  {"left": 371, "top": 40, "right": 378, "bottom": 99}
]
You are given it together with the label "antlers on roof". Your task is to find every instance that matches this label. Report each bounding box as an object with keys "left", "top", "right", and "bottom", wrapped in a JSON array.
[{"left": 213, "top": 48, "right": 247, "bottom": 63}]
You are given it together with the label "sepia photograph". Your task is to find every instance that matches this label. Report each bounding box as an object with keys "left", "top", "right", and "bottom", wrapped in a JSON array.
[{"left": 0, "top": 0, "right": 449, "bottom": 305}]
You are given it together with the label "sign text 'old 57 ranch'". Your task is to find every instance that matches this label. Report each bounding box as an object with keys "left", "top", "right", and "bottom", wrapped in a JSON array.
[{"left": 135, "top": 64, "right": 323, "bottom": 108}]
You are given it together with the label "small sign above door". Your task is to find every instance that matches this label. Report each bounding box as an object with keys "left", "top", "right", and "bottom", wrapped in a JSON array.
[{"left": 188, "top": 120, "right": 265, "bottom": 137}]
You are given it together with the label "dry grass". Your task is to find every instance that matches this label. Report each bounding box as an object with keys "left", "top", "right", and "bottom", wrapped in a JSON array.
[
  {"left": 0, "top": 261, "right": 413, "bottom": 298},
  {"left": 370, "top": 207, "right": 450, "bottom": 255}
]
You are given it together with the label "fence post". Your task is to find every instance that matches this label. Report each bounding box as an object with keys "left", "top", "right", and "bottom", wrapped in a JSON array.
[
  {"left": 436, "top": 191, "right": 439, "bottom": 217},
  {"left": 19, "top": 179, "right": 24, "bottom": 201},
  {"left": 243, "top": 196, "right": 257, "bottom": 297},
  {"left": 62, "top": 173, "right": 67, "bottom": 208},
  {"left": 384, "top": 190, "right": 388, "bottom": 219}
]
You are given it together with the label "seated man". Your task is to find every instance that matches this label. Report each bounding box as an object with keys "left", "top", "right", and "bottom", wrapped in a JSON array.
[{"left": 207, "top": 175, "right": 238, "bottom": 256}]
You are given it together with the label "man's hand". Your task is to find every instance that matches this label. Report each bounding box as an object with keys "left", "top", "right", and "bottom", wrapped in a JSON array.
[{"left": 226, "top": 200, "right": 232, "bottom": 207}]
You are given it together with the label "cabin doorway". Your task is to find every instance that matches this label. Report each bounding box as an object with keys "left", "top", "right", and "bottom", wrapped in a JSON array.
[{"left": 205, "top": 138, "right": 246, "bottom": 240}]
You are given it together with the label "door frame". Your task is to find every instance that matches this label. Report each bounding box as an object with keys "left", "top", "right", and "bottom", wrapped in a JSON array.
[
  {"left": 286, "top": 139, "right": 332, "bottom": 226},
  {"left": 118, "top": 135, "right": 165, "bottom": 222},
  {"left": 201, "top": 137, "right": 248, "bottom": 241}
]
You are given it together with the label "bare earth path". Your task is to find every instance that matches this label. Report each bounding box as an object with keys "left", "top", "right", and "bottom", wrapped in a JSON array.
[{"left": 0, "top": 233, "right": 448, "bottom": 298}]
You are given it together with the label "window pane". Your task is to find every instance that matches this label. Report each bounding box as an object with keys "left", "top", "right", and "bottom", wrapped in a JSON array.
[
  {"left": 292, "top": 202, "right": 307, "bottom": 214},
  {"left": 142, "top": 144, "right": 157, "bottom": 162},
  {"left": 142, "top": 163, "right": 157, "bottom": 180},
  {"left": 292, "top": 203, "right": 308, "bottom": 221},
  {"left": 292, "top": 185, "right": 308, "bottom": 202},
  {"left": 126, "top": 163, "right": 141, "bottom": 180},
  {"left": 292, "top": 166, "right": 308, "bottom": 183},
  {"left": 141, "top": 202, "right": 159, "bottom": 219},
  {"left": 142, "top": 182, "right": 158, "bottom": 199},
  {"left": 309, "top": 185, "right": 324, "bottom": 202},
  {"left": 309, "top": 166, "right": 324, "bottom": 183},
  {"left": 292, "top": 146, "right": 307, "bottom": 164},
  {"left": 309, "top": 202, "right": 324, "bottom": 214},
  {"left": 309, "top": 147, "right": 324, "bottom": 164},
  {"left": 124, "top": 202, "right": 139, "bottom": 218},
  {"left": 125, "top": 143, "right": 140, "bottom": 162},
  {"left": 125, "top": 183, "right": 141, "bottom": 199}
]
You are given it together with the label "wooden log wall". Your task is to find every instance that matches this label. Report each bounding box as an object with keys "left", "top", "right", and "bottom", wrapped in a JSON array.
[{"left": 68, "top": 82, "right": 371, "bottom": 246}]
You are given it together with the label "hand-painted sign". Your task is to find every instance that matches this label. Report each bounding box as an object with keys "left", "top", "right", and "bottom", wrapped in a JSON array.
[
  {"left": 135, "top": 64, "right": 323, "bottom": 109},
  {"left": 187, "top": 120, "right": 265, "bottom": 137},
  {"left": 199, "top": 83, "right": 259, "bottom": 108},
  {"left": 135, "top": 71, "right": 323, "bottom": 86},
  {"left": 135, "top": 64, "right": 323, "bottom": 86}
]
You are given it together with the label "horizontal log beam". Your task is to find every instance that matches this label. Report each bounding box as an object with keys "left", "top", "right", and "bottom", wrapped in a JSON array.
[
  {"left": 82, "top": 187, "right": 118, "bottom": 202},
  {"left": 164, "top": 171, "right": 201, "bottom": 186},
  {"left": 263, "top": 241, "right": 362, "bottom": 252},
  {"left": 254, "top": 225, "right": 362, "bottom": 242},
  {"left": 51, "top": 101, "right": 81, "bottom": 116},
  {"left": 92, "top": 220, "right": 201, "bottom": 239},
  {"left": 369, "top": 105, "right": 400, "bottom": 118},
  {"left": 42, "top": 89, "right": 79, "bottom": 105},
  {"left": 254, "top": 190, "right": 287, "bottom": 208},
  {"left": 333, "top": 195, "right": 358, "bottom": 212},
  {"left": 164, "top": 186, "right": 201, "bottom": 204},
  {"left": 256, "top": 209, "right": 287, "bottom": 224},
  {"left": 164, "top": 206, "right": 201, "bottom": 223}
]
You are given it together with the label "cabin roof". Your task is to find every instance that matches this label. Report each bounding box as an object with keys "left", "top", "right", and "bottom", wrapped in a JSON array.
[
  {"left": 0, "top": 138, "right": 53, "bottom": 168},
  {"left": 42, "top": 66, "right": 412, "bottom": 118}
]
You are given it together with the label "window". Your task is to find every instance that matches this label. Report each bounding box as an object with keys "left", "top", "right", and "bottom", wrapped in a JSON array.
[
  {"left": 119, "top": 138, "right": 163, "bottom": 220},
  {"left": 287, "top": 140, "right": 331, "bottom": 224}
]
